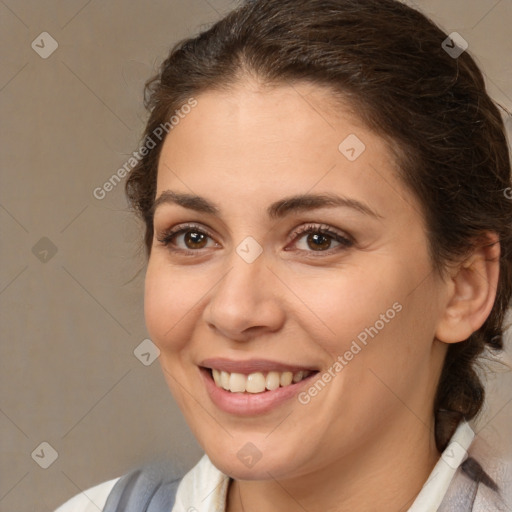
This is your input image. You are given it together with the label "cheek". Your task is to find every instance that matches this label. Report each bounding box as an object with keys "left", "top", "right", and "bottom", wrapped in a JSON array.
[
  {"left": 295, "top": 266, "right": 407, "bottom": 351},
  {"left": 301, "top": 256, "right": 438, "bottom": 374},
  {"left": 144, "top": 260, "right": 203, "bottom": 353}
]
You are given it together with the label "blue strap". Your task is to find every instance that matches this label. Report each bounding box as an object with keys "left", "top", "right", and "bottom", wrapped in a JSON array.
[{"left": 103, "top": 461, "right": 184, "bottom": 511}]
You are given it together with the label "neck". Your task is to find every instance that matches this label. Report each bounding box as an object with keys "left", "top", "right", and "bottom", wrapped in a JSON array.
[{"left": 226, "top": 415, "right": 441, "bottom": 512}]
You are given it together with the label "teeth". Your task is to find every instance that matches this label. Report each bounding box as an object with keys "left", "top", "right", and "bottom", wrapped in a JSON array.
[
  {"left": 229, "top": 373, "right": 246, "bottom": 393},
  {"left": 210, "top": 369, "right": 312, "bottom": 393},
  {"left": 280, "top": 371, "right": 293, "bottom": 386},
  {"left": 221, "top": 371, "right": 230, "bottom": 390},
  {"left": 293, "top": 371, "right": 304, "bottom": 383},
  {"left": 246, "top": 372, "right": 266, "bottom": 393},
  {"left": 266, "top": 371, "right": 280, "bottom": 391}
]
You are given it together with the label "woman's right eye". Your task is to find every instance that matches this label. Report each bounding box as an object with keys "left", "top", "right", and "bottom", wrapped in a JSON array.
[{"left": 156, "top": 224, "right": 219, "bottom": 254}]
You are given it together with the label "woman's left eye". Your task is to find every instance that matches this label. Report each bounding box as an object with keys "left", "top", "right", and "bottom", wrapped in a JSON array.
[{"left": 289, "top": 224, "right": 354, "bottom": 254}]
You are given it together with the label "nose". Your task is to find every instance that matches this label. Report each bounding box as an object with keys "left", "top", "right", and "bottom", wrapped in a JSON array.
[{"left": 202, "top": 254, "right": 286, "bottom": 343}]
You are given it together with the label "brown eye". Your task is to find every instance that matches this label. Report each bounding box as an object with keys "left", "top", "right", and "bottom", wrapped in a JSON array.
[
  {"left": 184, "top": 231, "right": 208, "bottom": 249},
  {"left": 291, "top": 223, "right": 354, "bottom": 255},
  {"left": 157, "top": 223, "right": 217, "bottom": 252},
  {"left": 306, "top": 232, "right": 332, "bottom": 251}
]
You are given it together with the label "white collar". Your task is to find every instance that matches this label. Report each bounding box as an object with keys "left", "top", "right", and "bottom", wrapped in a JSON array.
[
  {"left": 408, "top": 419, "right": 475, "bottom": 511},
  {"left": 172, "top": 420, "right": 474, "bottom": 512}
]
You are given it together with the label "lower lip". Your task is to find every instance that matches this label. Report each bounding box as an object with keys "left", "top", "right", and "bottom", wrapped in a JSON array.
[{"left": 200, "top": 367, "right": 317, "bottom": 416}]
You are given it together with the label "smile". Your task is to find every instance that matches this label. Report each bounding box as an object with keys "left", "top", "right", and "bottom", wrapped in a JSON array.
[
  {"left": 199, "top": 358, "right": 319, "bottom": 415},
  {"left": 210, "top": 369, "right": 315, "bottom": 393}
]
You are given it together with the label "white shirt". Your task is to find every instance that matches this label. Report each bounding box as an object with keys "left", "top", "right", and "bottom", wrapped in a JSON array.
[{"left": 55, "top": 420, "right": 480, "bottom": 512}]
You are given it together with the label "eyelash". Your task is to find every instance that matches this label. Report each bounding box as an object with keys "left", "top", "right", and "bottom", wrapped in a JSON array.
[{"left": 156, "top": 222, "right": 354, "bottom": 257}]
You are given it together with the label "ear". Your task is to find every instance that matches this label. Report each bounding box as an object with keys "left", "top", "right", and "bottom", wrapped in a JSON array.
[{"left": 435, "top": 233, "right": 500, "bottom": 344}]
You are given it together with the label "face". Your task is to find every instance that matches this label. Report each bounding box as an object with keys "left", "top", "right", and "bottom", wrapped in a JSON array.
[{"left": 145, "top": 81, "right": 450, "bottom": 480}]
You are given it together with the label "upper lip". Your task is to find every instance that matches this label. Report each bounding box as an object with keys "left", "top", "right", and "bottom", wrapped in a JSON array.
[{"left": 199, "top": 358, "right": 318, "bottom": 374}]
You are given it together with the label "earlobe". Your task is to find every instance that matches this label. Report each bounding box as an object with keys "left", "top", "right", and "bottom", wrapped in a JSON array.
[{"left": 435, "top": 233, "right": 500, "bottom": 344}]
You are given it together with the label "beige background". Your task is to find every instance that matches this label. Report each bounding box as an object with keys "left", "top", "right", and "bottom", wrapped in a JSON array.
[{"left": 0, "top": 0, "right": 511, "bottom": 510}]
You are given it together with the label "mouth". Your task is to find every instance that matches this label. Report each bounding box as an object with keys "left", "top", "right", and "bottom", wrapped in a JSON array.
[
  {"left": 203, "top": 367, "right": 316, "bottom": 394},
  {"left": 198, "top": 359, "right": 320, "bottom": 415}
]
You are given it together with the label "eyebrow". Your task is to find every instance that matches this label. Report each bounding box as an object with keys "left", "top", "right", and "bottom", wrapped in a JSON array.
[{"left": 152, "top": 190, "right": 383, "bottom": 219}]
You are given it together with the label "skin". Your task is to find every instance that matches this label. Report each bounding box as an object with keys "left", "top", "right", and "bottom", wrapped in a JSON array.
[{"left": 144, "top": 79, "right": 500, "bottom": 511}]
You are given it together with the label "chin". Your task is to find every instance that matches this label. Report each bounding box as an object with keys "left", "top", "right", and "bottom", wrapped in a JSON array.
[
  {"left": 208, "top": 451, "right": 281, "bottom": 481},
  {"left": 204, "top": 437, "right": 303, "bottom": 481}
]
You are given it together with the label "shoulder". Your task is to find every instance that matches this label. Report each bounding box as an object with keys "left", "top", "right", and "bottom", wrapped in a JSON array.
[
  {"left": 54, "top": 456, "right": 229, "bottom": 511},
  {"left": 439, "top": 434, "right": 512, "bottom": 512},
  {"left": 468, "top": 432, "right": 512, "bottom": 510},
  {"left": 439, "top": 465, "right": 510, "bottom": 512},
  {"left": 54, "top": 477, "right": 120, "bottom": 512}
]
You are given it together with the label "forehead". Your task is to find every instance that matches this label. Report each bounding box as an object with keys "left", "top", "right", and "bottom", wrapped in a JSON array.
[
  {"left": 159, "top": 81, "right": 368, "bottom": 161},
  {"left": 155, "top": 82, "right": 418, "bottom": 222}
]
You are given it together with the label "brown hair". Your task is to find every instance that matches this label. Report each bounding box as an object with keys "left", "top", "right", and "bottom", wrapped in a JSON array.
[{"left": 126, "top": 0, "right": 512, "bottom": 487}]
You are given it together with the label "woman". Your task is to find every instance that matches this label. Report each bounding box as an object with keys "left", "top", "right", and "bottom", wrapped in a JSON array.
[{"left": 56, "top": 0, "right": 512, "bottom": 510}]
